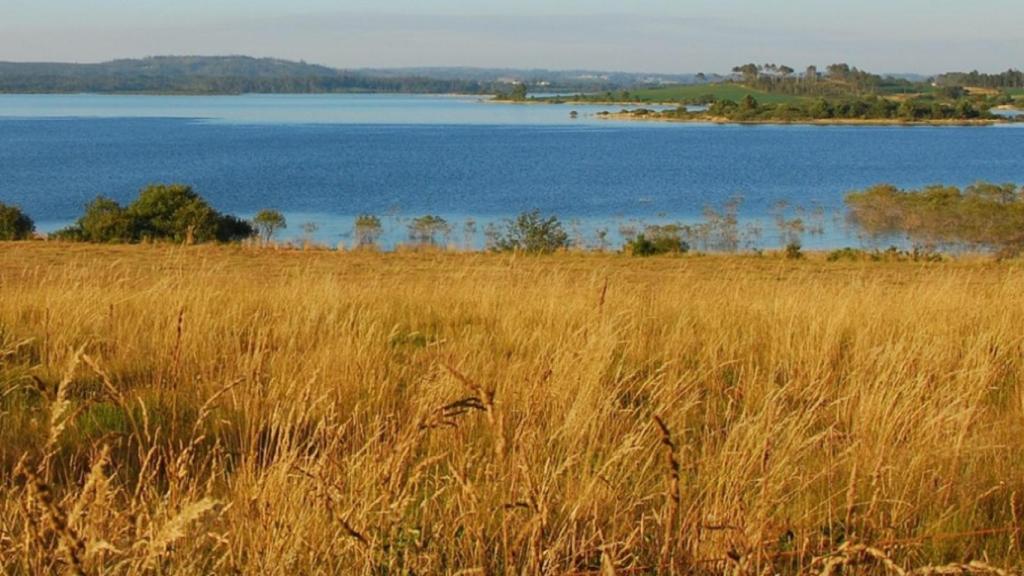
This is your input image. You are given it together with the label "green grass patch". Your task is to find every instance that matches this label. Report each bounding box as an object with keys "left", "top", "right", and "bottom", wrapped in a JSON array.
[
  {"left": 876, "top": 84, "right": 934, "bottom": 97},
  {"left": 627, "top": 83, "right": 805, "bottom": 104}
]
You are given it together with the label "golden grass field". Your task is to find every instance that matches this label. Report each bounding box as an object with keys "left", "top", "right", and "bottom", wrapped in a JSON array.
[{"left": 2, "top": 243, "right": 1024, "bottom": 575}]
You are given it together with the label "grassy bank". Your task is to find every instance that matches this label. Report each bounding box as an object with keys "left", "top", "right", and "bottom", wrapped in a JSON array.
[
  {"left": 527, "top": 83, "right": 804, "bottom": 106},
  {"left": 617, "top": 83, "right": 805, "bottom": 105},
  {"left": 2, "top": 243, "right": 1023, "bottom": 574}
]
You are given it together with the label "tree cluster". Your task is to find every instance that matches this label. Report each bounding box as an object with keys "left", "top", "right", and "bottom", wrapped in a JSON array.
[
  {"left": 53, "top": 185, "right": 254, "bottom": 244},
  {"left": 935, "top": 69, "right": 1024, "bottom": 89},
  {"left": 729, "top": 62, "right": 890, "bottom": 97}
]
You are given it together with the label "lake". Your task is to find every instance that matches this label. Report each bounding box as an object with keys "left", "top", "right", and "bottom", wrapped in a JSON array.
[{"left": 1, "top": 94, "right": 1022, "bottom": 249}]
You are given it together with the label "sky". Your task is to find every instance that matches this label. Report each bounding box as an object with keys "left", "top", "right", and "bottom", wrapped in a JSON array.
[{"left": 1, "top": 0, "right": 1021, "bottom": 74}]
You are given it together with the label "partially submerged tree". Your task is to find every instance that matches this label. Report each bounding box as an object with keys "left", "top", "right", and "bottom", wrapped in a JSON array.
[
  {"left": 408, "top": 215, "right": 450, "bottom": 247},
  {"left": 354, "top": 214, "right": 383, "bottom": 248},
  {"left": 846, "top": 182, "right": 1024, "bottom": 252}
]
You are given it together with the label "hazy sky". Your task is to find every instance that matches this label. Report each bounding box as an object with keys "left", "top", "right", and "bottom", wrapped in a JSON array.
[{"left": 1, "top": 0, "right": 1021, "bottom": 73}]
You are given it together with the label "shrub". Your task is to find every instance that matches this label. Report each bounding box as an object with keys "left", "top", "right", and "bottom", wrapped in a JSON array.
[
  {"left": 57, "top": 185, "right": 253, "bottom": 244},
  {"left": 217, "top": 214, "right": 259, "bottom": 243},
  {"left": 129, "top": 184, "right": 245, "bottom": 243},
  {"left": 627, "top": 225, "right": 690, "bottom": 256},
  {"left": 0, "top": 203, "right": 35, "bottom": 240},
  {"left": 492, "top": 210, "right": 569, "bottom": 254},
  {"left": 67, "top": 196, "right": 136, "bottom": 243},
  {"left": 785, "top": 241, "right": 803, "bottom": 260},
  {"left": 827, "top": 247, "right": 871, "bottom": 262}
]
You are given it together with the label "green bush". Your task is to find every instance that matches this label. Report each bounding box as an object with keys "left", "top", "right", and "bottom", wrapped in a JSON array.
[
  {"left": 827, "top": 247, "right": 872, "bottom": 262},
  {"left": 492, "top": 210, "right": 569, "bottom": 254},
  {"left": 57, "top": 185, "right": 253, "bottom": 244},
  {"left": 75, "top": 197, "right": 135, "bottom": 243},
  {"left": 0, "top": 203, "right": 35, "bottom": 240},
  {"left": 626, "top": 225, "right": 690, "bottom": 256},
  {"left": 785, "top": 241, "right": 803, "bottom": 260}
]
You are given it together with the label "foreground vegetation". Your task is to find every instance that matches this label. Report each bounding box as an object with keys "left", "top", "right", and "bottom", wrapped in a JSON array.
[{"left": 1, "top": 245, "right": 1024, "bottom": 575}]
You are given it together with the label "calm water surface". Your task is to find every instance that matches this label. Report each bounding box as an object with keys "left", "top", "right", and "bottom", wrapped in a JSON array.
[{"left": 1, "top": 94, "right": 1021, "bottom": 248}]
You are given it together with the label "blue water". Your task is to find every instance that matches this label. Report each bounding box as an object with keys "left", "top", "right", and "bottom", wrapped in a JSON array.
[{"left": 1, "top": 94, "right": 1022, "bottom": 249}]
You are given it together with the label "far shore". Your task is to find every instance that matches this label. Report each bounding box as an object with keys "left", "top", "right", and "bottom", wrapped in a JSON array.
[
  {"left": 488, "top": 96, "right": 1018, "bottom": 126},
  {"left": 595, "top": 111, "right": 1008, "bottom": 126}
]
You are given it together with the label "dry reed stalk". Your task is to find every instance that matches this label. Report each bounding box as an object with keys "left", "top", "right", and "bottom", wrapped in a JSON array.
[
  {"left": 1011, "top": 490, "right": 1021, "bottom": 556},
  {"left": 653, "top": 415, "right": 682, "bottom": 573},
  {"left": 18, "top": 464, "right": 87, "bottom": 576},
  {"left": 142, "top": 497, "right": 218, "bottom": 566},
  {"left": 844, "top": 461, "right": 858, "bottom": 541},
  {"left": 39, "top": 349, "right": 85, "bottom": 477},
  {"left": 442, "top": 360, "right": 506, "bottom": 458}
]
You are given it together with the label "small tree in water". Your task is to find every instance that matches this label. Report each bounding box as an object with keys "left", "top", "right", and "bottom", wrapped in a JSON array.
[
  {"left": 354, "top": 214, "right": 383, "bottom": 249},
  {"left": 408, "top": 215, "right": 450, "bottom": 247},
  {"left": 253, "top": 210, "right": 287, "bottom": 244},
  {"left": 493, "top": 210, "right": 569, "bottom": 254}
]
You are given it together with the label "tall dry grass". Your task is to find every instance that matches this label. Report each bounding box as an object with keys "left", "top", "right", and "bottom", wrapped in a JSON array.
[{"left": 1, "top": 243, "right": 1023, "bottom": 575}]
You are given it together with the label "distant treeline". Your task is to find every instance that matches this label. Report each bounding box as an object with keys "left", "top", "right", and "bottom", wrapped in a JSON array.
[
  {"left": 729, "top": 62, "right": 915, "bottom": 97},
  {"left": 730, "top": 63, "right": 1024, "bottom": 97},
  {"left": 935, "top": 69, "right": 1024, "bottom": 89}
]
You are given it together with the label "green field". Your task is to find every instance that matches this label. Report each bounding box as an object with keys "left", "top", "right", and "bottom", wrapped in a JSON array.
[{"left": 627, "top": 82, "right": 805, "bottom": 104}]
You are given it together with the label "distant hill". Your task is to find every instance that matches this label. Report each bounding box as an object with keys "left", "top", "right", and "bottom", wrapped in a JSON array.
[
  {"left": 0, "top": 56, "right": 499, "bottom": 94},
  {"left": 0, "top": 56, "right": 338, "bottom": 79},
  {"left": 0, "top": 55, "right": 691, "bottom": 95}
]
